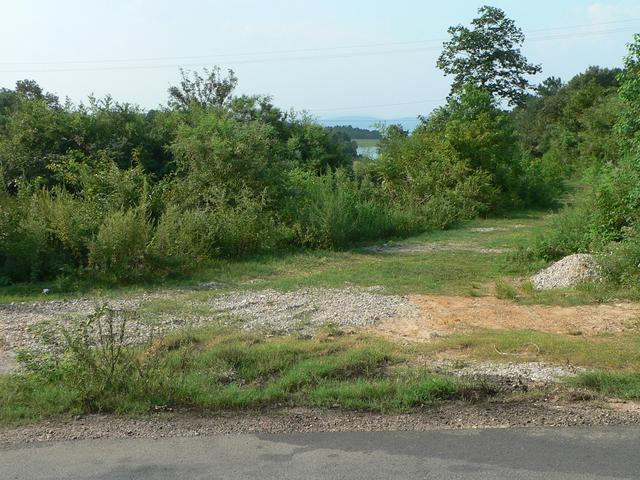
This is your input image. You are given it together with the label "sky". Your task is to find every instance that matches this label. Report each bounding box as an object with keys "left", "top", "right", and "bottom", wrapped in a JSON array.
[{"left": 2, "top": 0, "right": 640, "bottom": 122}]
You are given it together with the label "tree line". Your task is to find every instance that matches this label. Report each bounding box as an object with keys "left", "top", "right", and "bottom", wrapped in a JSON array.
[{"left": 0, "top": 5, "right": 637, "bottom": 287}]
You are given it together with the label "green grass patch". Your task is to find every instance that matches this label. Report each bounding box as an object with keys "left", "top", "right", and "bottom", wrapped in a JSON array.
[
  {"left": 354, "top": 139, "right": 379, "bottom": 148},
  {"left": 422, "top": 329, "right": 640, "bottom": 370},
  {"left": 0, "top": 327, "right": 491, "bottom": 426},
  {"left": 0, "top": 210, "right": 549, "bottom": 303},
  {"left": 569, "top": 371, "right": 640, "bottom": 399}
]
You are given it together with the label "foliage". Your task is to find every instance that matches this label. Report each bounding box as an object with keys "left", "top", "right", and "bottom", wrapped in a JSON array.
[
  {"left": 168, "top": 67, "right": 238, "bottom": 110},
  {"left": 1, "top": 317, "right": 490, "bottom": 423},
  {"left": 88, "top": 206, "right": 153, "bottom": 282},
  {"left": 521, "top": 156, "right": 640, "bottom": 263},
  {"left": 284, "top": 169, "right": 413, "bottom": 248},
  {"left": 325, "top": 125, "right": 381, "bottom": 140},
  {"left": 617, "top": 34, "right": 640, "bottom": 150},
  {"left": 513, "top": 67, "right": 622, "bottom": 173},
  {"left": 437, "top": 5, "right": 541, "bottom": 106},
  {"left": 1, "top": 24, "right": 621, "bottom": 286}
]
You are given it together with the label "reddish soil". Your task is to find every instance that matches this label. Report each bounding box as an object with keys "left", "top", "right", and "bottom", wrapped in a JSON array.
[{"left": 375, "top": 294, "right": 640, "bottom": 342}]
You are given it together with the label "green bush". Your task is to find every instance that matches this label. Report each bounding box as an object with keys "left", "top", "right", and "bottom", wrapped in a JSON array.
[
  {"left": 0, "top": 189, "right": 98, "bottom": 281},
  {"left": 599, "top": 236, "right": 640, "bottom": 286},
  {"left": 522, "top": 157, "right": 640, "bottom": 263},
  {"left": 147, "top": 205, "right": 212, "bottom": 273},
  {"left": 88, "top": 207, "right": 152, "bottom": 282},
  {"left": 285, "top": 169, "right": 404, "bottom": 248}
]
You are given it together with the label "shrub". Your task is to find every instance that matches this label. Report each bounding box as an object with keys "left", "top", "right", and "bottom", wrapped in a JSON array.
[
  {"left": 17, "top": 306, "right": 163, "bottom": 413},
  {"left": 521, "top": 156, "right": 640, "bottom": 264},
  {"left": 147, "top": 205, "right": 212, "bottom": 273},
  {"left": 88, "top": 206, "right": 152, "bottom": 282},
  {"left": 598, "top": 235, "right": 640, "bottom": 286},
  {"left": 0, "top": 189, "right": 96, "bottom": 281},
  {"left": 285, "top": 169, "right": 402, "bottom": 248}
]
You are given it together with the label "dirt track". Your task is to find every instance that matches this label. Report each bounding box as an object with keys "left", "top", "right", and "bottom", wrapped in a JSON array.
[{"left": 374, "top": 294, "right": 640, "bottom": 342}]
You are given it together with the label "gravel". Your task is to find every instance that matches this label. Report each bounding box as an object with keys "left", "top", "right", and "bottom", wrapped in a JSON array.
[
  {"left": 3, "top": 400, "right": 640, "bottom": 445},
  {"left": 0, "top": 294, "right": 180, "bottom": 355},
  {"left": 208, "top": 287, "right": 418, "bottom": 333},
  {"left": 532, "top": 254, "right": 602, "bottom": 290},
  {"left": 432, "top": 360, "right": 584, "bottom": 389},
  {"left": 0, "top": 287, "right": 417, "bottom": 369}
]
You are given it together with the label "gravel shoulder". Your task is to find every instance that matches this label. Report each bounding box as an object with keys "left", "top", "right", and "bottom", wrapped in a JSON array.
[{"left": 3, "top": 398, "right": 640, "bottom": 446}]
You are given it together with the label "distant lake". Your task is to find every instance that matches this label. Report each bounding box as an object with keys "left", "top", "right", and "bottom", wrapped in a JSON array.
[{"left": 355, "top": 139, "right": 379, "bottom": 159}]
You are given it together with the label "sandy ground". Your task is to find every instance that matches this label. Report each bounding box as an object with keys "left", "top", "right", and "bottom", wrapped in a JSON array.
[{"left": 374, "top": 294, "right": 640, "bottom": 342}]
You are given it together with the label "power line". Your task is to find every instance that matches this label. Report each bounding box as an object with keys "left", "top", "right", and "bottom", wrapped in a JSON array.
[
  {"left": 0, "top": 24, "right": 637, "bottom": 74},
  {"left": 1, "top": 18, "right": 639, "bottom": 68},
  {"left": 528, "top": 25, "right": 638, "bottom": 41},
  {"left": 309, "top": 99, "right": 443, "bottom": 113}
]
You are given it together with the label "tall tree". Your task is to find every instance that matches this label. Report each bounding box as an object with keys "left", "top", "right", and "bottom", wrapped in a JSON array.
[
  {"left": 437, "top": 5, "right": 541, "bottom": 106},
  {"left": 168, "top": 67, "right": 238, "bottom": 110}
]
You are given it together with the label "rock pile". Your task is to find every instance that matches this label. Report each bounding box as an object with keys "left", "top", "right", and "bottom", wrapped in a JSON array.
[{"left": 532, "top": 254, "right": 601, "bottom": 290}]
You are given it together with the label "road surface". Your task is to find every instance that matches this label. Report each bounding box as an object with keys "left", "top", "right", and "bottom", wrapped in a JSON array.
[{"left": 2, "top": 426, "right": 638, "bottom": 479}]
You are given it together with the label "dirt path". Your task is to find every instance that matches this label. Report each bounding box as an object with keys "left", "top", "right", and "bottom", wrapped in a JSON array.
[
  {"left": 374, "top": 295, "right": 640, "bottom": 342},
  {"left": 364, "top": 242, "right": 513, "bottom": 254}
]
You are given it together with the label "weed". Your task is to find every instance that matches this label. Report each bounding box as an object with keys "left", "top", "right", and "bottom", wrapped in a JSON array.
[{"left": 495, "top": 279, "right": 517, "bottom": 300}]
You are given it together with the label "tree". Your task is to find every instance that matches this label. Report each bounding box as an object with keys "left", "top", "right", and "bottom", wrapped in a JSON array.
[
  {"left": 617, "top": 34, "right": 640, "bottom": 149},
  {"left": 168, "top": 67, "right": 238, "bottom": 110},
  {"left": 437, "top": 5, "right": 541, "bottom": 106},
  {"left": 536, "top": 77, "right": 563, "bottom": 97}
]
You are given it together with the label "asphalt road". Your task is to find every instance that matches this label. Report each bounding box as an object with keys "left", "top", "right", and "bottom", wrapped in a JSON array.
[{"left": 2, "top": 427, "right": 639, "bottom": 479}]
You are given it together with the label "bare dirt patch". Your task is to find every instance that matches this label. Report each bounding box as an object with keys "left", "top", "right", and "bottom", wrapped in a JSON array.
[
  {"left": 364, "top": 242, "right": 512, "bottom": 254},
  {"left": 374, "top": 294, "right": 640, "bottom": 342},
  {"left": 468, "top": 225, "right": 526, "bottom": 233}
]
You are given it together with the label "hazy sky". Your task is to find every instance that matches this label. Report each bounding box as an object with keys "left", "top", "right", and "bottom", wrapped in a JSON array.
[{"left": 2, "top": 1, "right": 640, "bottom": 120}]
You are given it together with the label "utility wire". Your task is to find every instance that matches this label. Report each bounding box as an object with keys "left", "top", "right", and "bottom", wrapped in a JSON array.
[
  {"left": 2, "top": 17, "right": 639, "bottom": 67},
  {"left": 0, "top": 24, "right": 638, "bottom": 73}
]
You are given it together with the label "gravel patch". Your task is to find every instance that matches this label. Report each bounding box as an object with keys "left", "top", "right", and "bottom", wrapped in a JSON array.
[
  {"left": 208, "top": 287, "right": 418, "bottom": 333},
  {"left": 532, "top": 254, "right": 602, "bottom": 290},
  {"left": 0, "top": 297, "right": 144, "bottom": 353},
  {"left": 0, "top": 287, "right": 418, "bottom": 371},
  {"left": 432, "top": 361, "right": 584, "bottom": 389},
  {"left": 365, "top": 242, "right": 512, "bottom": 254}
]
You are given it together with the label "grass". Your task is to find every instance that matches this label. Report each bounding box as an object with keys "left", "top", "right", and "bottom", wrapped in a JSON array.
[
  {"left": 6, "top": 207, "right": 640, "bottom": 424},
  {"left": 0, "top": 210, "right": 549, "bottom": 304},
  {"left": 421, "top": 329, "right": 640, "bottom": 371},
  {"left": 354, "top": 139, "right": 379, "bottom": 148},
  {"left": 0, "top": 326, "right": 491, "bottom": 426},
  {"left": 569, "top": 372, "right": 640, "bottom": 400},
  {"left": 7, "top": 320, "right": 640, "bottom": 425}
]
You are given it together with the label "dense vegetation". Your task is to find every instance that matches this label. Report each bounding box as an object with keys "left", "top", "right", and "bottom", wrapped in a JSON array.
[
  {"left": 516, "top": 35, "right": 640, "bottom": 290},
  {"left": 0, "top": 6, "right": 638, "bottom": 288},
  {"left": 1, "top": 310, "right": 490, "bottom": 422},
  {"left": 325, "top": 125, "right": 382, "bottom": 140}
]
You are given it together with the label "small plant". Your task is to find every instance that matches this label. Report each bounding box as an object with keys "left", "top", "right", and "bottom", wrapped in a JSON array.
[
  {"left": 495, "top": 279, "right": 517, "bottom": 300},
  {"left": 22, "top": 305, "right": 161, "bottom": 412},
  {"left": 520, "top": 280, "right": 534, "bottom": 295}
]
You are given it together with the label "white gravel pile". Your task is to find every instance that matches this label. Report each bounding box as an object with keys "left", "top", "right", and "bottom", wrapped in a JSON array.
[
  {"left": 209, "top": 287, "right": 418, "bottom": 333},
  {"left": 532, "top": 254, "right": 602, "bottom": 290}
]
